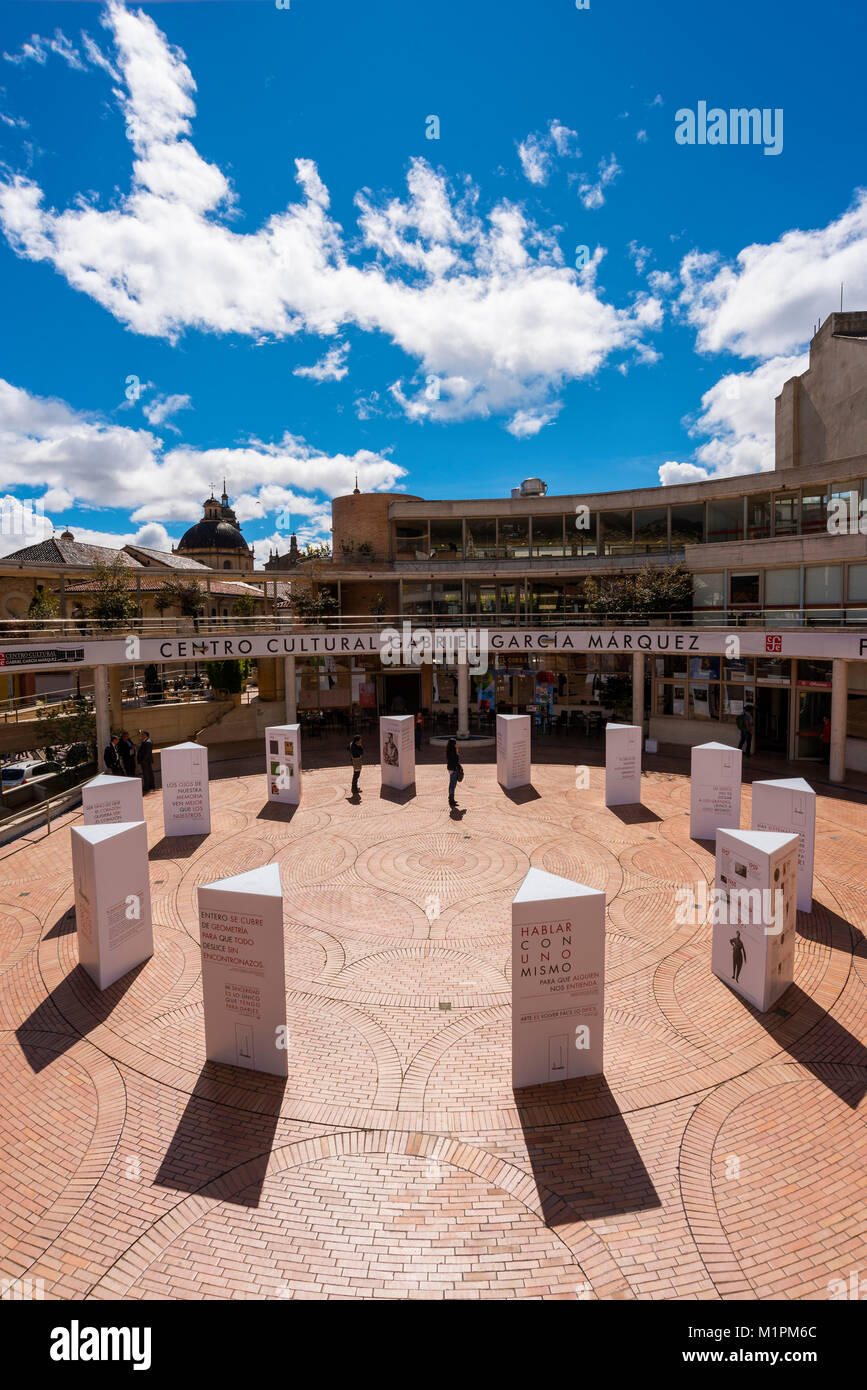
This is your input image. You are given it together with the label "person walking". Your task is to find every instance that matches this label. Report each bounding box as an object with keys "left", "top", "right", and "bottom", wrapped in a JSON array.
[
  {"left": 137, "top": 731, "right": 155, "bottom": 793},
  {"left": 104, "top": 734, "right": 121, "bottom": 775},
  {"left": 118, "top": 731, "right": 136, "bottom": 777},
  {"left": 415, "top": 710, "right": 423, "bottom": 753},
  {"left": 737, "top": 704, "right": 754, "bottom": 757},
  {"left": 349, "top": 732, "right": 364, "bottom": 796},
  {"left": 820, "top": 714, "right": 831, "bottom": 764},
  {"left": 446, "top": 736, "right": 462, "bottom": 808}
]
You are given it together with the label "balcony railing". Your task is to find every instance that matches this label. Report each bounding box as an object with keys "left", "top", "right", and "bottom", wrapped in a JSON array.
[{"left": 0, "top": 608, "right": 864, "bottom": 644}]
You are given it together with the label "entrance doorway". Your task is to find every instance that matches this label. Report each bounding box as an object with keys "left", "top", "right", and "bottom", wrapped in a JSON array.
[
  {"left": 755, "top": 686, "right": 788, "bottom": 755},
  {"left": 796, "top": 689, "right": 831, "bottom": 760},
  {"left": 379, "top": 672, "right": 421, "bottom": 715}
]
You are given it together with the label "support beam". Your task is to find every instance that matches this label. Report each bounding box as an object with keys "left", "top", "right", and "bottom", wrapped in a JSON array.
[
  {"left": 284, "top": 655, "right": 297, "bottom": 723},
  {"left": 829, "top": 658, "right": 848, "bottom": 784},
  {"left": 93, "top": 665, "right": 110, "bottom": 770},
  {"left": 109, "top": 666, "right": 123, "bottom": 730},
  {"left": 457, "top": 662, "right": 470, "bottom": 739},
  {"left": 632, "top": 651, "right": 644, "bottom": 730}
]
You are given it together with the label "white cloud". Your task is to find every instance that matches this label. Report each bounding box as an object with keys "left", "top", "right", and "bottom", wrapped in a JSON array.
[
  {"left": 578, "top": 155, "right": 621, "bottom": 210},
  {"left": 658, "top": 353, "right": 807, "bottom": 485},
  {"left": 0, "top": 378, "right": 405, "bottom": 531},
  {"left": 628, "top": 240, "right": 652, "bottom": 274},
  {"left": 505, "top": 407, "right": 559, "bottom": 439},
  {"left": 3, "top": 30, "right": 85, "bottom": 70},
  {"left": 676, "top": 191, "right": 867, "bottom": 358},
  {"left": 0, "top": 14, "right": 654, "bottom": 433},
  {"left": 293, "top": 342, "right": 350, "bottom": 382},
  {"left": 517, "top": 133, "right": 551, "bottom": 186},
  {"left": 648, "top": 268, "right": 677, "bottom": 294},
  {"left": 141, "top": 392, "right": 191, "bottom": 428},
  {"left": 516, "top": 118, "right": 579, "bottom": 186},
  {"left": 636, "top": 129, "right": 648, "bottom": 143}
]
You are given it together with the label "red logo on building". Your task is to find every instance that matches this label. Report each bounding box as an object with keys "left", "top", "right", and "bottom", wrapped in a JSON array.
[{"left": 765, "top": 634, "right": 782, "bottom": 653}]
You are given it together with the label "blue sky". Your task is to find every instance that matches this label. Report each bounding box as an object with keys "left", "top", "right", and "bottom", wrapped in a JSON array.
[{"left": 1, "top": 0, "right": 865, "bottom": 562}]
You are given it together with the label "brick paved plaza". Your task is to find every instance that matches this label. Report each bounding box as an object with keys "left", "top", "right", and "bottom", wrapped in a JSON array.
[{"left": 1, "top": 747, "right": 865, "bottom": 1301}]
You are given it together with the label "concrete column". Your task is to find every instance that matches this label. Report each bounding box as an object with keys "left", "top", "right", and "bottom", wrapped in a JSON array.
[
  {"left": 284, "top": 655, "right": 297, "bottom": 723},
  {"left": 94, "top": 665, "right": 110, "bottom": 767},
  {"left": 829, "top": 658, "right": 848, "bottom": 784},
  {"left": 457, "top": 662, "right": 470, "bottom": 738},
  {"left": 109, "top": 666, "right": 123, "bottom": 729},
  {"left": 632, "top": 651, "right": 644, "bottom": 729}
]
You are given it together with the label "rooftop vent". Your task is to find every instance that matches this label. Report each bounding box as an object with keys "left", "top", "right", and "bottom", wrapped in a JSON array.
[{"left": 510, "top": 478, "right": 548, "bottom": 499}]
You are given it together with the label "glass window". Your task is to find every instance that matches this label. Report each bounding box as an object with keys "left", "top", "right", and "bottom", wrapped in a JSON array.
[
  {"left": 656, "top": 683, "right": 686, "bottom": 716},
  {"left": 465, "top": 518, "right": 496, "bottom": 559},
  {"left": 499, "top": 517, "right": 529, "bottom": 558},
  {"left": 689, "top": 683, "right": 720, "bottom": 719},
  {"left": 693, "top": 572, "right": 724, "bottom": 608},
  {"left": 634, "top": 507, "right": 669, "bottom": 553},
  {"left": 730, "top": 572, "right": 759, "bottom": 606},
  {"left": 600, "top": 510, "right": 633, "bottom": 556},
  {"left": 530, "top": 582, "right": 563, "bottom": 615},
  {"left": 432, "top": 582, "right": 462, "bottom": 615},
  {"left": 800, "top": 489, "right": 828, "bottom": 534},
  {"left": 746, "top": 493, "right": 772, "bottom": 539},
  {"left": 429, "top": 518, "right": 463, "bottom": 558},
  {"left": 764, "top": 568, "right": 800, "bottom": 606},
  {"left": 498, "top": 583, "right": 519, "bottom": 622},
  {"left": 797, "top": 659, "right": 832, "bottom": 687},
  {"left": 847, "top": 692, "right": 867, "bottom": 739},
  {"left": 654, "top": 654, "right": 689, "bottom": 679},
  {"left": 402, "top": 582, "right": 432, "bottom": 615},
  {"left": 467, "top": 583, "right": 496, "bottom": 617},
  {"left": 531, "top": 515, "right": 565, "bottom": 556},
  {"left": 690, "top": 656, "right": 720, "bottom": 680},
  {"left": 827, "top": 485, "right": 859, "bottom": 536},
  {"left": 670, "top": 503, "right": 704, "bottom": 547},
  {"left": 723, "top": 683, "right": 749, "bottom": 723},
  {"left": 723, "top": 655, "right": 755, "bottom": 682},
  {"left": 568, "top": 506, "right": 597, "bottom": 556},
  {"left": 848, "top": 564, "right": 867, "bottom": 602},
  {"left": 774, "top": 493, "right": 798, "bottom": 535},
  {"left": 708, "top": 497, "right": 744, "bottom": 543},
  {"left": 395, "top": 523, "right": 428, "bottom": 559},
  {"left": 804, "top": 566, "right": 842, "bottom": 605},
  {"left": 756, "top": 656, "right": 790, "bottom": 682}
]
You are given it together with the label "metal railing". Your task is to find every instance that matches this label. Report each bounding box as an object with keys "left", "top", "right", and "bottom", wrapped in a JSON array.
[{"left": 0, "top": 608, "right": 865, "bottom": 644}]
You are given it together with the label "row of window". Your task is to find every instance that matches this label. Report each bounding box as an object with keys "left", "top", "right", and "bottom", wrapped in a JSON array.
[
  {"left": 393, "top": 480, "right": 867, "bottom": 559},
  {"left": 397, "top": 564, "right": 867, "bottom": 617}
]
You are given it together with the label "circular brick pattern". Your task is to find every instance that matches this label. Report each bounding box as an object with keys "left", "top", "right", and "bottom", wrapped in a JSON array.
[{"left": 2, "top": 753, "right": 865, "bottom": 1300}]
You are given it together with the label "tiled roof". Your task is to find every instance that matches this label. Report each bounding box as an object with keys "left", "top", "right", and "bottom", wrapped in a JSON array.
[
  {"left": 63, "top": 576, "right": 263, "bottom": 596},
  {"left": 4, "top": 538, "right": 143, "bottom": 567},
  {"left": 123, "top": 545, "right": 213, "bottom": 571}
]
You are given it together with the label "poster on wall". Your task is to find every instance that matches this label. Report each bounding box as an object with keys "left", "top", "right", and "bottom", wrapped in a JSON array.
[{"left": 511, "top": 867, "right": 605, "bottom": 1087}]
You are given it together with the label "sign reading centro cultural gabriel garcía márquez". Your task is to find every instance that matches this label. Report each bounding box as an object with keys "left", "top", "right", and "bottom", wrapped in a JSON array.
[{"left": 1, "top": 626, "right": 866, "bottom": 673}]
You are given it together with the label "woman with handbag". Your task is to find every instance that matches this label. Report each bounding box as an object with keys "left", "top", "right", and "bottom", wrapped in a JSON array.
[{"left": 446, "top": 737, "right": 463, "bottom": 808}]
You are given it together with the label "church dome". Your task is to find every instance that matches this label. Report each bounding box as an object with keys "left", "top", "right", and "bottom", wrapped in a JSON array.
[{"left": 178, "top": 518, "right": 250, "bottom": 552}]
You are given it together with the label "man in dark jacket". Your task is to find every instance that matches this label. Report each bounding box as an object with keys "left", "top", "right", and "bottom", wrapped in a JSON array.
[
  {"left": 104, "top": 735, "right": 121, "bottom": 775},
  {"left": 137, "top": 731, "right": 155, "bottom": 793},
  {"left": 118, "top": 731, "right": 137, "bottom": 777},
  {"left": 349, "top": 733, "right": 363, "bottom": 796}
]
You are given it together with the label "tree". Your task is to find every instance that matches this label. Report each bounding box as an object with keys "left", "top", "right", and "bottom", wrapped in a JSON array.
[
  {"left": 205, "top": 659, "right": 251, "bottom": 695},
  {"left": 28, "top": 587, "right": 59, "bottom": 621},
  {"left": 154, "top": 577, "right": 206, "bottom": 619},
  {"left": 287, "top": 586, "right": 339, "bottom": 623},
  {"left": 302, "top": 541, "right": 332, "bottom": 561},
  {"left": 34, "top": 694, "right": 97, "bottom": 761},
  {"left": 89, "top": 558, "right": 140, "bottom": 630},
  {"left": 583, "top": 563, "right": 693, "bottom": 618},
  {"left": 232, "top": 591, "right": 256, "bottom": 617}
]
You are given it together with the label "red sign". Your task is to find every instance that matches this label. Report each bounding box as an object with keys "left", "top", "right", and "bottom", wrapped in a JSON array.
[{"left": 765, "top": 635, "right": 783, "bottom": 653}]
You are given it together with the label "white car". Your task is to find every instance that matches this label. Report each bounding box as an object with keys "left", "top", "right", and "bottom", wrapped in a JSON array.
[{"left": 1, "top": 759, "right": 62, "bottom": 787}]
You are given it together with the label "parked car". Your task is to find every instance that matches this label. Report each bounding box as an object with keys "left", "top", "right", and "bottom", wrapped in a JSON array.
[{"left": 1, "top": 759, "right": 63, "bottom": 787}]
